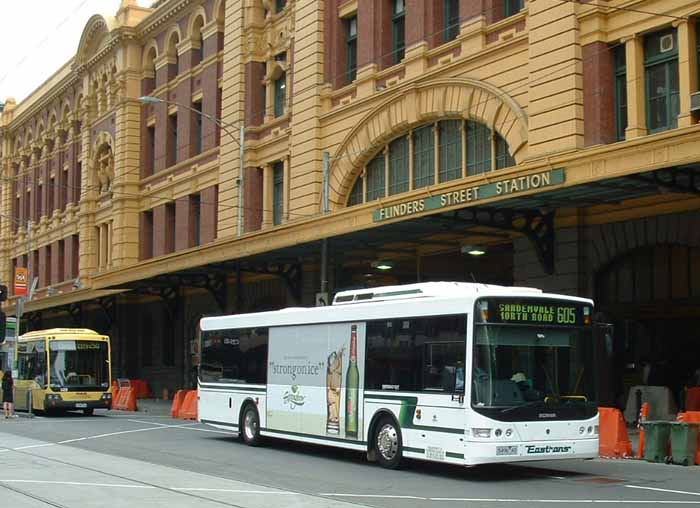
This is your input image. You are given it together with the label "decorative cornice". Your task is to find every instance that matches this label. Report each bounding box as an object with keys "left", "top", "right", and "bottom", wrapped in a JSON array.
[{"left": 138, "top": 0, "right": 191, "bottom": 38}]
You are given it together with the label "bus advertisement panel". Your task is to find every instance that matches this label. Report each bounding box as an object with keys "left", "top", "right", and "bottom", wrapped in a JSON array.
[{"left": 267, "top": 322, "right": 365, "bottom": 441}]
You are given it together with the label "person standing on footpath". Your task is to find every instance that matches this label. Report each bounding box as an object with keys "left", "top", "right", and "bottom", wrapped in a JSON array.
[{"left": 2, "top": 370, "right": 15, "bottom": 419}]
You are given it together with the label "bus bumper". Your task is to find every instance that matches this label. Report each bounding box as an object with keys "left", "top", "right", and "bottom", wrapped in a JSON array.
[
  {"left": 464, "top": 438, "right": 599, "bottom": 466},
  {"left": 44, "top": 397, "right": 112, "bottom": 411}
]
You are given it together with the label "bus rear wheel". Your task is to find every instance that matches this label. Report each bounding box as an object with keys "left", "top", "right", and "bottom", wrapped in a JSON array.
[
  {"left": 241, "top": 404, "right": 261, "bottom": 446},
  {"left": 373, "top": 416, "right": 403, "bottom": 469}
]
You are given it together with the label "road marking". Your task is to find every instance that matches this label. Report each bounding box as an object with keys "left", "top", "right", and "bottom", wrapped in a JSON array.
[
  {"left": 174, "top": 488, "right": 298, "bottom": 494},
  {"left": 55, "top": 422, "right": 198, "bottom": 444},
  {"left": 321, "top": 493, "right": 427, "bottom": 500},
  {"left": 12, "top": 443, "right": 56, "bottom": 450},
  {"left": 127, "top": 419, "right": 236, "bottom": 435},
  {"left": 0, "top": 479, "right": 154, "bottom": 489},
  {"left": 626, "top": 486, "right": 700, "bottom": 497},
  {"left": 429, "top": 499, "right": 700, "bottom": 504}
]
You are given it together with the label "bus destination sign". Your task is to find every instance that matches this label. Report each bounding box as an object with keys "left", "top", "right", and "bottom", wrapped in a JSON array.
[{"left": 479, "top": 299, "right": 591, "bottom": 326}]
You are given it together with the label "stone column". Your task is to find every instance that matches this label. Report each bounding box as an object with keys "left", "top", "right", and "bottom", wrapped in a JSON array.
[
  {"left": 527, "top": 0, "right": 583, "bottom": 157},
  {"left": 283, "top": 156, "right": 290, "bottom": 222},
  {"left": 261, "top": 164, "right": 273, "bottom": 229},
  {"left": 624, "top": 35, "right": 647, "bottom": 139},
  {"left": 676, "top": 20, "right": 697, "bottom": 128},
  {"left": 217, "top": 0, "right": 245, "bottom": 239}
]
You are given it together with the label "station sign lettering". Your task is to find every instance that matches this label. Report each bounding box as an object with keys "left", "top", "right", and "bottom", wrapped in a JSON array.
[{"left": 373, "top": 168, "right": 565, "bottom": 222}]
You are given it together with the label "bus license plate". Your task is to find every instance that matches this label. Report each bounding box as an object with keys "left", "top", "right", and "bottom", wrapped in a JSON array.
[
  {"left": 75, "top": 403, "right": 87, "bottom": 408},
  {"left": 426, "top": 446, "right": 445, "bottom": 461},
  {"left": 496, "top": 445, "right": 518, "bottom": 456}
]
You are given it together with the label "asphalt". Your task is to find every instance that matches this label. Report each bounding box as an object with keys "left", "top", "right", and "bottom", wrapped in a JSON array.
[{"left": 0, "top": 409, "right": 697, "bottom": 507}]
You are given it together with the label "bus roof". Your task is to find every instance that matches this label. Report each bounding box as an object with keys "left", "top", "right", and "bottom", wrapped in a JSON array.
[
  {"left": 19, "top": 328, "right": 106, "bottom": 340},
  {"left": 201, "top": 282, "right": 594, "bottom": 331}
]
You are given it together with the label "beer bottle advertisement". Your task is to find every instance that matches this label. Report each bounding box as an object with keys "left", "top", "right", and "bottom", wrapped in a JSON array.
[
  {"left": 345, "top": 325, "right": 359, "bottom": 437},
  {"left": 266, "top": 322, "right": 364, "bottom": 440}
]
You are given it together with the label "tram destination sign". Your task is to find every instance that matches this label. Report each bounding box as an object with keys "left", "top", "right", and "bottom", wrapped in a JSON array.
[{"left": 373, "top": 168, "right": 565, "bottom": 222}]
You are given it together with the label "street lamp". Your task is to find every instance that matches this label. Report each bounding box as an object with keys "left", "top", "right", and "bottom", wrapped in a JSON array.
[{"left": 138, "top": 96, "right": 246, "bottom": 237}]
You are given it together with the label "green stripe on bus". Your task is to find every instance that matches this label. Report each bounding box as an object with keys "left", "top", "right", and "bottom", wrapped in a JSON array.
[
  {"left": 446, "top": 452, "right": 464, "bottom": 459},
  {"left": 365, "top": 396, "right": 464, "bottom": 435},
  {"left": 404, "top": 447, "right": 424, "bottom": 454},
  {"left": 261, "top": 428, "right": 366, "bottom": 446},
  {"left": 200, "top": 419, "right": 239, "bottom": 429}
]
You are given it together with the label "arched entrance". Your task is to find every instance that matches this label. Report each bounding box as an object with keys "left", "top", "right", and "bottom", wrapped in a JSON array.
[{"left": 595, "top": 243, "right": 700, "bottom": 411}]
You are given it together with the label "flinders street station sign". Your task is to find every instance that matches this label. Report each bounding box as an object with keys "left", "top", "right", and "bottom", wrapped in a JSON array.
[{"left": 373, "top": 168, "right": 565, "bottom": 223}]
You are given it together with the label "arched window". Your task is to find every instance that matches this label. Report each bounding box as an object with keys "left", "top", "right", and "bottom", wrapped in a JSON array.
[
  {"left": 346, "top": 119, "right": 515, "bottom": 207},
  {"left": 191, "top": 16, "right": 205, "bottom": 65},
  {"left": 143, "top": 45, "right": 157, "bottom": 95},
  {"left": 167, "top": 32, "right": 180, "bottom": 75}
]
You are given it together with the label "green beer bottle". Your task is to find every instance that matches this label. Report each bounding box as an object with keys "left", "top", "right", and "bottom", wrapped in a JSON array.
[{"left": 345, "top": 324, "right": 359, "bottom": 438}]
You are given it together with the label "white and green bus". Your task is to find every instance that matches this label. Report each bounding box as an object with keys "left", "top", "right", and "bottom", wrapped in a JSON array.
[{"left": 198, "top": 282, "right": 598, "bottom": 468}]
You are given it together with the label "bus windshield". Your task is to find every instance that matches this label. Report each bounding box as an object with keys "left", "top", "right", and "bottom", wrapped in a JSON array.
[
  {"left": 49, "top": 340, "right": 109, "bottom": 391},
  {"left": 472, "top": 299, "right": 596, "bottom": 421}
]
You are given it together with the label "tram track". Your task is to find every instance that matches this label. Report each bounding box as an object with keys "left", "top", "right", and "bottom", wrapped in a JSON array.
[
  {"left": 0, "top": 431, "right": 373, "bottom": 508},
  {"left": 0, "top": 481, "right": 72, "bottom": 508}
]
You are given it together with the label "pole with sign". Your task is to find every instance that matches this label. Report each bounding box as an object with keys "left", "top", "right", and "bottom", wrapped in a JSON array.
[{"left": 14, "top": 267, "right": 27, "bottom": 297}]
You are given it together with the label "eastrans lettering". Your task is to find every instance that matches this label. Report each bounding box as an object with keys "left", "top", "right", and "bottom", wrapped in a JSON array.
[{"left": 525, "top": 445, "right": 572, "bottom": 454}]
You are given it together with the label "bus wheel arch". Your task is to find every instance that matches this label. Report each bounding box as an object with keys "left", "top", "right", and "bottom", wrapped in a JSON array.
[
  {"left": 239, "top": 400, "right": 262, "bottom": 446},
  {"left": 367, "top": 410, "right": 403, "bottom": 469}
]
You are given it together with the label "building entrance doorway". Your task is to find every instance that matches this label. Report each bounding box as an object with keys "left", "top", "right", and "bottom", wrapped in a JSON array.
[{"left": 595, "top": 244, "right": 700, "bottom": 415}]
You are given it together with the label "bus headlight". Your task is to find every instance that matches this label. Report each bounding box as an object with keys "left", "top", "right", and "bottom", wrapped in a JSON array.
[
  {"left": 472, "top": 428, "right": 491, "bottom": 438},
  {"left": 579, "top": 426, "right": 585, "bottom": 434},
  {"left": 100, "top": 393, "right": 112, "bottom": 400},
  {"left": 505, "top": 429, "right": 513, "bottom": 437},
  {"left": 494, "top": 429, "right": 503, "bottom": 438},
  {"left": 594, "top": 425, "right": 599, "bottom": 435},
  {"left": 46, "top": 394, "right": 63, "bottom": 401}
]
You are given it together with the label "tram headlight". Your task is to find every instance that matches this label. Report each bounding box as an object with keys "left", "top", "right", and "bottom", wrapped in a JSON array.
[{"left": 472, "top": 428, "right": 492, "bottom": 438}]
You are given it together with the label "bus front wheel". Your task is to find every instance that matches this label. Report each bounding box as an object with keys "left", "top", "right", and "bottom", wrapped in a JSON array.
[
  {"left": 373, "top": 416, "right": 403, "bottom": 469},
  {"left": 241, "top": 404, "right": 261, "bottom": 446},
  {"left": 83, "top": 408, "right": 94, "bottom": 416}
]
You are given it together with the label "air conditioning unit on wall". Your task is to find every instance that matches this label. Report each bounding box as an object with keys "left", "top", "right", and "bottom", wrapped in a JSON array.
[
  {"left": 660, "top": 34, "right": 674, "bottom": 53},
  {"left": 690, "top": 91, "right": 700, "bottom": 112}
]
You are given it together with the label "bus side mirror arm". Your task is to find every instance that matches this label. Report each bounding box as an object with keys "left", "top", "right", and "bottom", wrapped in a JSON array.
[{"left": 452, "top": 393, "right": 464, "bottom": 404}]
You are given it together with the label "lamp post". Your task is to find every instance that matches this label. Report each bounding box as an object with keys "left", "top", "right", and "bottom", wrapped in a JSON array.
[{"left": 138, "top": 96, "right": 246, "bottom": 237}]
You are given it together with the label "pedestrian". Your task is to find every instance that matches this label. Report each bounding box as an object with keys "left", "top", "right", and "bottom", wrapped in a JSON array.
[{"left": 2, "top": 370, "right": 15, "bottom": 419}]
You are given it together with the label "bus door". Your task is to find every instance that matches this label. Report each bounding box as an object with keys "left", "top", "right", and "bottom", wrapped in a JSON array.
[
  {"left": 15, "top": 340, "right": 47, "bottom": 410},
  {"left": 418, "top": 341, "right": 467, "bottom": 461}
]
